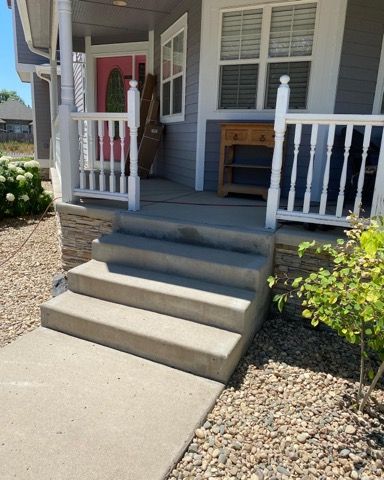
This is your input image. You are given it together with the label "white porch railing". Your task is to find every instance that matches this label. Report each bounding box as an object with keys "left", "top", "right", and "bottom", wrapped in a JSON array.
[
  {"left": 70, "top": 80, "right": 141, "bottom": 211},
  {"left": 266, "top": 76, "right": 384, "bottom": 229}
]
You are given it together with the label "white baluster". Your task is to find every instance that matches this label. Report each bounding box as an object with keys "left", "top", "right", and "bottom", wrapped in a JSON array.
[
  {"left": 265, "top": 75, "right": 290, "bottom": 229},
  {"left": 303, "top": 124, "right": 319, "bottom": 214},
  {"left": 319, "top": 124, "right": 336, "bottom": 215},
  {"left": 287, "top": 123, "right": 302, "bottom": 212},
  {"left": 88, "top": 120, "right": 96, "bottom": 190},
  {"left": 78, "top": 120, "right": 86, "bottom": 189},
  {"left": 108, "top": 120, "right": 116, "bottom": 193},
  {"left": 98, "top": 120, "right": 105, "bottom": 192},
  {"left": 336, "top": 124, "right": 353, "bottom": 218},
  {"left": 354, "top": 125, "right": 372, "bottom": 215},
  {"left": 128, "top": 80, "right": 141, "bottom": 211},
  {"left": 119, "top": 120, "right": 127, "bottom": 194}
]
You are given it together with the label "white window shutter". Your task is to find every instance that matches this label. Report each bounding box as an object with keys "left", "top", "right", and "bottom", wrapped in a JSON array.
[
  {"left": 219, "top": 64, "right": 259, "bottom": 109},
  {"left": 221, "top": 9, "right": 263, "bottom": 61},
  {"left": 269, "top": 3, "right": 317, "bottom": 58},
  {"left": 265, "top": 61, "right": 311, "bottom": 109}
]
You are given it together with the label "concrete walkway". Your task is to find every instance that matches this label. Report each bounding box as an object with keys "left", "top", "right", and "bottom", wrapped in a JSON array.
[{"left": 0, "top": 328, "right": 223, "bottom": 480}]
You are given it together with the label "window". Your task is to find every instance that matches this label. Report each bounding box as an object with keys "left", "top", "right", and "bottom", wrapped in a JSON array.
[
  {"left": 161, "top": 13, "right": 187, "bottom": 122},
  {"left": 218, "top": 2, "right": 317, "bottom": 110}
]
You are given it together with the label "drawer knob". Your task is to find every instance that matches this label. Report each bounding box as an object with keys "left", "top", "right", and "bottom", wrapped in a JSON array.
[
  {"left": 259, "top": 135, "right": 266, "bottom": 142},
  {"left": 233, "top": 134, "right": 238, "bottom": 140}
]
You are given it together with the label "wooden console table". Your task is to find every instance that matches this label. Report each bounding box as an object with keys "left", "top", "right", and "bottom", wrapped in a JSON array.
[{"left": 218, "top": 123, "right": 275, "bottom": 199}]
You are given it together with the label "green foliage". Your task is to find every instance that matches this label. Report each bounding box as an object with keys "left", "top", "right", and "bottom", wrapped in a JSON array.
[
  {"left": 0, "top": 156, "right": 53, "bottom": 219},
  {"left": 0, "top": 89, "right": 26, "bottom": 105},
  {"left": 269, "top": 216, "right": 384, "bottom": 411}
]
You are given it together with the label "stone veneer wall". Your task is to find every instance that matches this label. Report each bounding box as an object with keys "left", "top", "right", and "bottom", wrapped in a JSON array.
[
  {"left": 272, "top": 242, "right": 333, "bottom": 320},
  {"left": 56, "top": 204, "right": 115, "bottom": 271}
]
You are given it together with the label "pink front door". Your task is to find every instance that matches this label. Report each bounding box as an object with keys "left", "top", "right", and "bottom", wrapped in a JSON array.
[{"left": 96, "top": 55, "right": 146, "bottom": 161}]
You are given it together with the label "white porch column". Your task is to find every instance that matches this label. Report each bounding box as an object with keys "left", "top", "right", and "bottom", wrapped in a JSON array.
[
  {"left": 127, "top": 80, "right": 140, "bottom": 211},
  {"left": 265, "top": 75, "right": 290, "bottom": 230},
  {"left": 57, "top": 0, "right": 78, "bottom": 202}
]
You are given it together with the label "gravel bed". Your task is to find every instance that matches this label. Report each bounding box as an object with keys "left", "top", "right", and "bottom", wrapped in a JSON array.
[
  {"left": 169, "top": 317, "right": 384, "bottom": 480},
  {"left": 0, "top": 182, "right": 62, "bottom": 347}
]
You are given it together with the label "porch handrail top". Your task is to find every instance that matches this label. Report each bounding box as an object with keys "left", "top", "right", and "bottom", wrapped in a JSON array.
[
  {"left": 285, "top": 113, "right": 384, "bottom": 126},
  {"left": 71, "top": 112, "right": 129, "bottom": 121}
]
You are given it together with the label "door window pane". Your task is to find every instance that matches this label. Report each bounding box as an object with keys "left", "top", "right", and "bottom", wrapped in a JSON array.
[
  {"left": 162, "top": 81, "right": 171, "bottom": 116},
  {"left": 173, "top": 31, "right": 184, "bottom": 75}
]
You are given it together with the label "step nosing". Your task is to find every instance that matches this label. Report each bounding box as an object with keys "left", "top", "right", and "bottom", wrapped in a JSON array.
[{"left": 42, "top": 293, "right": 242, "bottom": 354}]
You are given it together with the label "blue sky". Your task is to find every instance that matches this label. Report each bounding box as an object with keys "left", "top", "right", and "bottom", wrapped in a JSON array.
[{"left": 0, "top": 2, "right": 32, "bottom": 106}]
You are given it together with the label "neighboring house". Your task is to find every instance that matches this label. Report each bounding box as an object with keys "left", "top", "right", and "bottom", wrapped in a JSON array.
[
  {"left": 7, "top": 0, "right": 53, "bottom": 167},
  {"left": 0, "top": 99, "right": 33, "bottom": 136}
]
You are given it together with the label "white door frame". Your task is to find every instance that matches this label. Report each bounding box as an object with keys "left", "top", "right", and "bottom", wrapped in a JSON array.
[{"left": 84, "top": 36, "right": 153, "bottom": 113}]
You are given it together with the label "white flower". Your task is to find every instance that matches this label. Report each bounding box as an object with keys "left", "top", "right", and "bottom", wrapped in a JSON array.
[
  {"left": 0, "top": 157, "right": 10, "bottom": 165},
  {"left": 6, "top": 193, "right": 15, "bottom": 202},
  {"left": 0, "top": 175, "right": 5, "bottom": 183},
  {"left": 24, "top": 160, "right": 40, "bottom": 169},
  {"left": 7, "top": 163, "right": 17, "bottom": 171},
  {"left": 7, "top": 177, "right": 14, "bottom": 183},
  {"left": 16, "top": 167, "right": 25, "bottom": 175},
  {"left": 16, "top": 174, "right": 26, "bottom": 182},
  {"left": 21, "top": 194, "right": 29, "bottom": 202},
  {"left": 25, "top": 172, "right": 33, "bottom": 180}
]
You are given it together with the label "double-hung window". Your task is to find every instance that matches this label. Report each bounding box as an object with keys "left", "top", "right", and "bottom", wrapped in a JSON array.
[
  {"left": 218, "top": 2, "right": 318, "bottom": 111},
  {"left": 161, "top": 13, "right": 188, "bottom": 123}
]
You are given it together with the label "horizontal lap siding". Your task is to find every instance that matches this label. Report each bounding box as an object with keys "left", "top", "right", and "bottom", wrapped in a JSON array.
[
  {"left": 32, "top": 74, "right": 51, "bottom": 160},
  {"left": 154, "top": 0, "right": 202, "bottom": 188},
  {"left": 335, "top": 0, "right": 384, "bottom": 114},
  {"left": 14, "top": 4, "right": 45, "bottom": 65}
]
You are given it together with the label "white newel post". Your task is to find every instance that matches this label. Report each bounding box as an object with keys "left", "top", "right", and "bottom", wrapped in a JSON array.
[
  {"left": 371, "top": 130, "right": 384, "bottom": 216},
  {"left": 57, "top": 0, "right": 78, "bottom": 202},
  {"left": 265, "top": 75, "right": 290, "bottom": 230},
  {"left": 127, "top": 80, "right": 140, "bottom": 211}
]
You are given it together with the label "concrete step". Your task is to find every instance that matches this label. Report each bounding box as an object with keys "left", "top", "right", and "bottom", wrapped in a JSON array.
[
  {"left": 41, "top": 291, "right": 243, "bottom": 383},
  {"left": 117, "top": 213, "right": 275, "bottom": 257},
  {"left": 68, "top": 260, "right": 256, "bottom": 334},
  {"left": 92, "top": 233, "right": 269, "bottom": 290}
]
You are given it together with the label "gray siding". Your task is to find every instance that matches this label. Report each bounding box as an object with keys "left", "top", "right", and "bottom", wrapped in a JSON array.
[
  {"left": 335, "top": 0, "right": 384, "bottom": 114},
  {"left": 154, "top": 0, "right": 202, "bottom": 188},
  {"left": 14, "top": 3, "right": 46, "bottom": 66},
  {"left": 32, "top": 74, "right": 51, "bottom": 160}
]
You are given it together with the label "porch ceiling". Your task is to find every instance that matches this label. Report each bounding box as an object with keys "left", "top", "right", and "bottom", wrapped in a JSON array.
[{"left": 72, "top": 0, "right": 181, "bottom": 45}]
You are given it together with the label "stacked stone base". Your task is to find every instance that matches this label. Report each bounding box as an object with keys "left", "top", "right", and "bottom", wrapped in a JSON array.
[
  {"left": 57, "top": 208, "right": 114, "bottom": 271},
  {"left": 273, "top": 242, "right": 333, "bottom": 320}
]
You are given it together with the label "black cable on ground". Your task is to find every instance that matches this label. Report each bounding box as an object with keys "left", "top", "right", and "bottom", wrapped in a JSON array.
[{"left": 0, "top": 196, "right": 62, "bottom": 269}]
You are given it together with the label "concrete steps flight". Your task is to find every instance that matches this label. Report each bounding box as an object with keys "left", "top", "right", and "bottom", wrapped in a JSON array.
[{"left": 41, "top": 229, "right": 272, "bottom": 383}]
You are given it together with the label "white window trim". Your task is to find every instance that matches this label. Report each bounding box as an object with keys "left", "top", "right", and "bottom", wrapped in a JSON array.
[
  {"left": 373, "top": 35, "right": 384, "bottom": 114},
  {"left": 195, "top": 0, "right": 348, "bottom": 191},
  {"left": 217, "top": 1, "right": 318, "bottom": 112},
  {"left": 160, "top": 13, "right": 188, "bottom": 124}
]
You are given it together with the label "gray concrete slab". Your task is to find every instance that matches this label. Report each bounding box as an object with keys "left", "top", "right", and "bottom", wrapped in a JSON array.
[{"left": 0, "top": 328, "right": 223, "bottom": 480}]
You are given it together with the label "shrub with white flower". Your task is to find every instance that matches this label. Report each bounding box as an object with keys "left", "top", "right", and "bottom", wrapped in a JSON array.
[{"left": 0, "top": 157, "right": 53, "bottom": 219}]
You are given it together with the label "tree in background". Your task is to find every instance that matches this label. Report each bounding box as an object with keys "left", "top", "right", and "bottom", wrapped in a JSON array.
[{"left": 0, "top": 89, "right": 25, "bottom": 105}]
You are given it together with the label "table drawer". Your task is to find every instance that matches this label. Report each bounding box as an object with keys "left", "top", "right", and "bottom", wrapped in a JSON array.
[
  {"left": 224, "top": 129, "right": 249, "bottom": 143},
  {"left": 250, "top": 129, "right": 275, "bottom": 147}
]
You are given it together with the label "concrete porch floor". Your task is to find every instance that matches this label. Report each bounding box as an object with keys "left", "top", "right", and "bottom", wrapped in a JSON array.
[{"left": 79, "top": 178, "right": 270, "bottom": 232}]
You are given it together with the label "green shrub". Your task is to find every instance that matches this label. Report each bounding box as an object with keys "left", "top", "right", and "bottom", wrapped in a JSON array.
[
  {"left": 268, "top": 216, "right": 384, "bottom": 412},
  {"left": 0, "top": 156, "right": 53, "bottom": 219}
]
